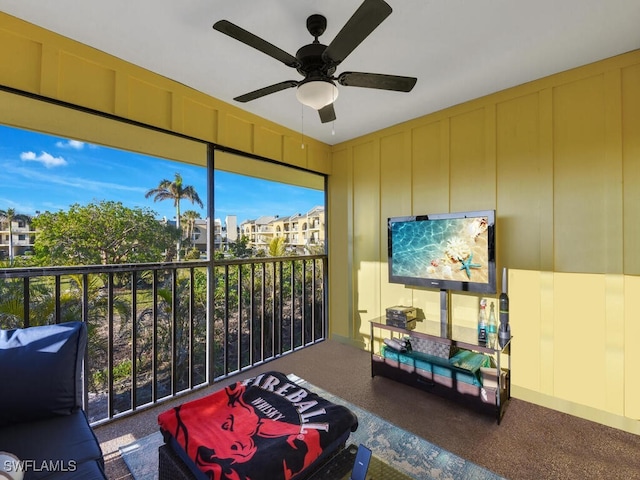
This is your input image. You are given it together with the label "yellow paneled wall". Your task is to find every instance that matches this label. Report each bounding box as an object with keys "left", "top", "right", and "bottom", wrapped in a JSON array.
[
  {"left": 553, "top": 74, "right": 623, "bottom": 273},
  {"left": 509, "top": 270, "right": 635, "bottom": 431},
  {"left": 623, "top": 64, "right": 640, "bottom": 274},
  {"left": 624, "top": 276, "right": 640, "bottom": 420},
  {"left": 353, "top": 141, "right": 381, "bottom": 344},
  {"left": 0, "top": 12, "right": 331, "bottom": 174},
  {"left": 327, "top": 148, "right": 353, "bottom": 340},
  {"left": 331, "top": 50, "right": 640, "bottom": 434}
]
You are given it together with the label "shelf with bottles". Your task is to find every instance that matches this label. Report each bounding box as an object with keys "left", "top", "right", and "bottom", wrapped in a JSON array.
[
  {"left": 369, "top": 316, "right": 511, "bottom": 423},
  {"left": 374, "top": 315, "right": 511, "bottom": 354},
  {"left": 370, "top": 316, "right": 511, "bottom": 363}
]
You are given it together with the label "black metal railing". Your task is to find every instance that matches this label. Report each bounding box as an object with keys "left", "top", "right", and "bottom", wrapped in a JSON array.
[{"left": 0, "top": 255, "right": 327, "bottom": 425}]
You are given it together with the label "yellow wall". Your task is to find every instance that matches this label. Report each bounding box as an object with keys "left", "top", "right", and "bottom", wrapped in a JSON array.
[
  {"left": 2, "top": 10, "right": 640, "bottom": 435},
  {"left": 329, "top": 50, "right": 640, "bottom": 434},
  {"left": 0, "top": 12, "right": 332, "bottom": 174}
]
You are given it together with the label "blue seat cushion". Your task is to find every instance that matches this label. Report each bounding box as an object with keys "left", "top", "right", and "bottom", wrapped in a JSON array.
[
  {"left": 0, "top": 409, "right": 105, "bottom": 479},
  {"left": 0, "top": 321, "right": 86, "bottom": 427}
]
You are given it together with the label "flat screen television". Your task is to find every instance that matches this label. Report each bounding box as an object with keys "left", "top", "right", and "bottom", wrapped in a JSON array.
[{"left": 387, "top": 210, "right": 496, "bottom": 294}]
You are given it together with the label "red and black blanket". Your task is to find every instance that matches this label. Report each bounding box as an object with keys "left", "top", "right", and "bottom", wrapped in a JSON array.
[{"left": 158, "top": 371, "right": 358, "bottom": 480}]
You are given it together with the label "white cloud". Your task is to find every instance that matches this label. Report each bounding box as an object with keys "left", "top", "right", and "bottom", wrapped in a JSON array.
[
  {"left": 20, "top": 151, "right": 68, "bottom": 168},
  {"left": 55, "top": 139, "right": 85, "bottom": 150},
  {"left": 5, "top": 161, "right": 145, "bottom": 194}
]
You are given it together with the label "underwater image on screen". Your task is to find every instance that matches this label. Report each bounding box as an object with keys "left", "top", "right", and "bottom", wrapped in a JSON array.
[{"left": 390, "top": 216, "right": 490, "bottom": 284}]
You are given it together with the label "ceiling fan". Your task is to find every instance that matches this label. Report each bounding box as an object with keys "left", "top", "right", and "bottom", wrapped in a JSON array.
[{"left": 212, "top": 0, "right": 417, "bottom": 123}]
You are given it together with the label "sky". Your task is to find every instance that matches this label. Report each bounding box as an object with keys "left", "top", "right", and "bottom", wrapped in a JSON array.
[{"left": 0, "top": 125, "right": 324, "bottom": 224}]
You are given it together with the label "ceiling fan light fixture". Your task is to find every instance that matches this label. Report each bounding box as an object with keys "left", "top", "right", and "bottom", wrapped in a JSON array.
[{"left": 296, "top": 79, "right": 339, "bottom": 110}]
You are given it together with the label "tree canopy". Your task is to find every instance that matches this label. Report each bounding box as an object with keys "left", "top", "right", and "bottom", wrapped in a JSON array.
[
  {"left": 228, "top": 235, "right": 253, "bottom": 258},
  {"left": 32, "top": 200, "right": 180, "bottom": 265}
]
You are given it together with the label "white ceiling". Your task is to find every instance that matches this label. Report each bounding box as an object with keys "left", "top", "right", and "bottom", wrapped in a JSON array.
[{"left": 1, "top": 0, "right": 639, "bottom": 145}]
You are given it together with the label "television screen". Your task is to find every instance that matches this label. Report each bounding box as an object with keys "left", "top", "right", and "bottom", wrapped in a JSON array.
[{"left": 387, "top": 210, "right": 496, "bottom": 294}]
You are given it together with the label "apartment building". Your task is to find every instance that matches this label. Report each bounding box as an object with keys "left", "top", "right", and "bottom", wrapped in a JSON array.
[
  {"left": 240, "top": 206, "right": 325, "bottom": 254},
  {"left": 0, "top": 216, "right": 35, "bottom": 260},
  {"left": 183, "top": 215, "right": 238, "bottom": 255},
  {"left": 240, "top": 215, "right": 277, "bottom": 250}
]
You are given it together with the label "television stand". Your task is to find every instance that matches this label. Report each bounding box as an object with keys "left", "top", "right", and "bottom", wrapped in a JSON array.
[{"left": 369, "top": 316, "right": 511, "bottom": 423}]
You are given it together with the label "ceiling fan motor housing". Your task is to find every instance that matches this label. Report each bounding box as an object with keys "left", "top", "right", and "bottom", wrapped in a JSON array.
[{"left": 296, "top": 42, "right": 336, "bottom": 79}]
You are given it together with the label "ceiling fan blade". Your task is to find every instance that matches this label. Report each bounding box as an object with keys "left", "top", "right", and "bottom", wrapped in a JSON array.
[
  {"left": 213, "top": 20, "right": 300, "bottom": 68},
  {"left": 337, "top": 72, "right": 417, "bottom": 92},
  {"left": 234, "top": 81, "right": 299, "bottom": 103},
  {"left": 318, "top": 103, "right": 336, "bottom": 123},
  {"left": 322, "top": 0, "right": 392, "bottom": 66}
]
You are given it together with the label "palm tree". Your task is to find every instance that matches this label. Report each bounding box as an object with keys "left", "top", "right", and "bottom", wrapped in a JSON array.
[
  {"left": 181, "top": 209, "right": 201, "bottom": 246},
  {"left": 145, "top": 173, "right": 203, "bottom": 260},
  {"left": 0, "top": 208, "right": 32, "bottom": 266},
  {"left": 268, "top": 236, "right": 287, "bottom": 257}
]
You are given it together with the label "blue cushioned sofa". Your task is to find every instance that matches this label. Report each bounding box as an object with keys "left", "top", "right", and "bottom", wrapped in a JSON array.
[{"left": 0, "top": 321, "right": 107, "bottom": 480}]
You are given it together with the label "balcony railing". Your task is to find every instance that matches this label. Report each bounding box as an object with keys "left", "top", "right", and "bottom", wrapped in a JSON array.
[{"left": 0, "top": 254, "right": 327, "bottom": 426}]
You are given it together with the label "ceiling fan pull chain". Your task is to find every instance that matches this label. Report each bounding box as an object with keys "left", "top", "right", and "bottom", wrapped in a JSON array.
[
  {"left": 301, "top": 103, "right": 305, "bottom": 149},
  {"left": 332, "top": 89, "right": 336, "bottom": 136}
]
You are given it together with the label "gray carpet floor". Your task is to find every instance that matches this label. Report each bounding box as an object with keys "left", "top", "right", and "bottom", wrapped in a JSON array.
[{"left": 95, "top": 339, "right": 640, "bottom": 480}]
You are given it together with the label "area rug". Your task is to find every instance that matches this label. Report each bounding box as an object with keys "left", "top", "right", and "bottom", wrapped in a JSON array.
[{"left": 120, "top": 374, "right": 505, "bottom": 480}]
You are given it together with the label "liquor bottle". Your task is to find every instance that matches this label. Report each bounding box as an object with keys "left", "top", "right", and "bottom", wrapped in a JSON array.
[
  {"left": 488, "top": 301, "right": 497, "bottom": 349},
  {"left": 478, "top": 298, "right": 487, "bottom": 346}
]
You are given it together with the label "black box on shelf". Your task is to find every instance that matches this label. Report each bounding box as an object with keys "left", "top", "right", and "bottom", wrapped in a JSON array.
[
  {"left": 385, "top": 316, "right": 417, "bottom": 330},
  {"left": 385, "top": 305, "right": 417, "bottom": 330}
]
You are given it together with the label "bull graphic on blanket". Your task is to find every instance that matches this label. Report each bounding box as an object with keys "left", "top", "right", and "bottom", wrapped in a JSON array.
[{"left": 159, "top": 372, "right": 358, "bottom": 480}]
